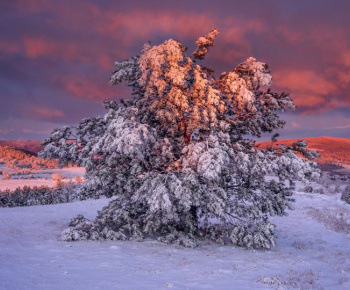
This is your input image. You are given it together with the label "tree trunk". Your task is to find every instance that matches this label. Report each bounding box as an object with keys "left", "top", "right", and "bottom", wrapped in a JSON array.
[{"left": 190, "top": 206, "right": 198, "bottom": 228}]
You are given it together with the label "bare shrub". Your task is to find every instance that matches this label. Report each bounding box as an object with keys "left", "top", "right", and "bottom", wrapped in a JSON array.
[
  {"left": 307, "top": 207, "right": 350, "bottom": 234},
  {"left": 313, "top": 188, "right": 324, "bottom": 194},
  {"left": 335, "top": 184, "right": 341, "bottom": 193},
  {"left": 259, "top": 269, "right": 320, "bottom": 289},
  {"left": 292, "top": 241, "right": 309, "bottom": 250}
]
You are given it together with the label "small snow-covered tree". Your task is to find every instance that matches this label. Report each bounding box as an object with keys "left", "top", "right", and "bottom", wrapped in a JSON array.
[
  {"left": 3, "top": 171, "right": 11, "bottom": 180},
  {"left": 52, "top": 173, "right": 64, "bottom": 188},
  {"left": 40, "top": 29, "right": 319, "bottom": 249}
]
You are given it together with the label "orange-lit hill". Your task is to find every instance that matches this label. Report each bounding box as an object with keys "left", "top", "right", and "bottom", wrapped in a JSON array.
[
  {"left": 0, "top": 140, "right": 44, "bottom": 156},
  {"left": 0, "top": 144, "right": 58, "bottom": 170},
  {"left": 258, "top": 136, "right": 350, "bottom": 166}
]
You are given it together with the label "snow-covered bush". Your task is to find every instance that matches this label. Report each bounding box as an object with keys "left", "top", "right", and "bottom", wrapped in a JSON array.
[
  {"left": 313, "top": 188, "right": 324, "bottom": 194},
  {"left": 259, "top": 269, "right": 319, "bottom": 289},
  {"left": 341, "top": 186, "right": 350, "bottom": 204},
  {"left": 307, "top": 207, "right": 350, "bottom": 235},
  {"left": 73, "top": 176, "right": 83, "bottom": 184},
  {"left": 52, "top": 173, "right": 64, "bottom": 187},
  {"left": 3, "top": 171, "right": 11, "bottom": 180},
  {"left": 52, "top": 173, "right": 63, "bottom": 181},
  {"left": 41, "top": 29, "right": 319, "bottom": 249},
  {"left": 303, "top": 185, "right": 313, "bottom": 193}
]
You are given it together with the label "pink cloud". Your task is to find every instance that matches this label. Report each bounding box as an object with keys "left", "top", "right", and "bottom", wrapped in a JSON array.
[
  {"left": 22, "top": 107, "right": 65, "bottom": 121},
  {"left": 3, "top": 0, "right": 350, "bottom": 124},
  {"left": 0, "top": 129, "right": 15, "bottom": 135},
  {"left": 342, "top": 51, "right": 350, "bottom": 67},
  {"left": 97, "top": 11, "right": 215, "bottom": 41},
  {"left": 23, "top": 38, "right": 57, "bottom": 58},
  {"left": 275, "top": 70, "right": 336, "bottom": 96},
  {"left": 290, "top": 122, "right": 300, "bottom": 128},
  {"left": 273, "top": 70, "right": 343, "bottom": 112},
  {"left": 327, "top": 124, "right": 350, "bottom": 130},
  {"left": 23, "top": 37, "right": 82, "bottom": 61},
  {"left": 22, "top": 128, "right": 53, "bottom": 134},
  {"left": 21, "top": 36, "right": 115, "bottom": 71},
  {"left": 57, "top": 75, "right": 117, "bottom": 101},
  {"left": 9, "top": 0, "right": 52, "bottom": 12},
  {"left": 0, "top": 40, "right": 21, "bottom": 54},
  {"left": 13, "top": 2, "right": 266, "bottom": 62}
]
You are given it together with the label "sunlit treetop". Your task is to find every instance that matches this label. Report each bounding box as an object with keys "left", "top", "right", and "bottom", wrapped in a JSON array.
[{"left": 110, "top": 28, "right": 294, "bottom": 145}]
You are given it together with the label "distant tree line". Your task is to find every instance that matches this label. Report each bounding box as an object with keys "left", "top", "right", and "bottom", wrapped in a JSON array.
[{"left": 0, "top": 182, "right": 82, "bottom": 207}]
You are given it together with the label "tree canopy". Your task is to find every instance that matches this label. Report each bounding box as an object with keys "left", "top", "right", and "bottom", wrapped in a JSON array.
[{"left": 40, "top": 29, "right": 319, "bottom": 249}]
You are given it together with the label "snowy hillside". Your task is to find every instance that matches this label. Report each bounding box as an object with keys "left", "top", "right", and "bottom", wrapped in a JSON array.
[
  {"left": 1, "top": 184, "right": 350, "bottom": 289},
  {"left": 259, "top": 137, "right": 350, "bottom": 167}
]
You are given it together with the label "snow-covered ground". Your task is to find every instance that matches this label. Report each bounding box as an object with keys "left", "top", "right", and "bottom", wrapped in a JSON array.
[
  {"left": 1, "top": 185, "right": 350, "bottom": 289},
  {"left": 0, "top": 167, "right": 85, "bottom": 191}
]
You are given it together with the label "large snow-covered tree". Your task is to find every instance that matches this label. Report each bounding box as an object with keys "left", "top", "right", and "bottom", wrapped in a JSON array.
[{"left": 40, "top": 29, "right": 319, "bottom": 249}]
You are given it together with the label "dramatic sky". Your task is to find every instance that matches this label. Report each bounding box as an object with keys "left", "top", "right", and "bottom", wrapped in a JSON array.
[{"left": 1, "top": 0, "right": 350, "bottom": 141}]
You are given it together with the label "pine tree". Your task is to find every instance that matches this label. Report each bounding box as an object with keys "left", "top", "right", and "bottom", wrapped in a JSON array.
[{"left": 40, "top": 29, "right": 320, "bottom": 249}]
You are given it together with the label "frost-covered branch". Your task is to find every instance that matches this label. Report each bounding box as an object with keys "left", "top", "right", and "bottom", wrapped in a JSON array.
[{"left": 193, "top": 28, "right": 219, "bottom": 60}]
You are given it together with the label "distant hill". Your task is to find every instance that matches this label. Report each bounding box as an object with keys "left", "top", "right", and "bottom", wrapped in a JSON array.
[
  {"left": 0, "top": 142, "right": 57, "bottom": 171},
  {"left": 0, "top": 140, "right": 44, "bottom": 156},
  {"left": 258, "top": 136, "right": 350, "bottom": 167}
]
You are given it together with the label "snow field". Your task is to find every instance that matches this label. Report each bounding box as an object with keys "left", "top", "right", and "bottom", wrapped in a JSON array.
[{"left": 1, "top": 185, "right": 350, "bottom": 289}]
